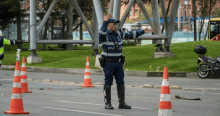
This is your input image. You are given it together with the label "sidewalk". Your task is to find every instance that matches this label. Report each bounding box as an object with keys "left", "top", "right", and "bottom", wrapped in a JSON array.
[{"left": 0, "top": 65, "right": 194, "bottom": 77}]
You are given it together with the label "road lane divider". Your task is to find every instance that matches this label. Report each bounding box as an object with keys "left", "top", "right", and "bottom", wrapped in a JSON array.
[
  {"left": 53, "top": 100, "right": 152, "bottom": 110},
  {"left": 42, "top": 107, "right": 124, "bottom": 116}
]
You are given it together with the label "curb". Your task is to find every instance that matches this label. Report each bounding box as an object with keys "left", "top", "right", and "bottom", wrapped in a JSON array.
[
  {"left": 183, "top": 88, "right": 220, "bottom": 92},
  {"left": 170, "top": 86, "right": 182, "bottom": 89},
  {"left": 147, "top": 72, "right": 186, "bottom": 77},
  {"left": 143, "top": 84, "right": 154, "bottom": 88},
  {"left": 1, "top": 65, "right": 188, "bottom": 77},
  {"left": 26, "top": 79, "right": 220, "bottom": 91}
]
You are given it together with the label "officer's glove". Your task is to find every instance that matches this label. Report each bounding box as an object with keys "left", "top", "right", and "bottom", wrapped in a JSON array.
[{"left": 17, "top": 40, "right": 23, "bottom": 44}]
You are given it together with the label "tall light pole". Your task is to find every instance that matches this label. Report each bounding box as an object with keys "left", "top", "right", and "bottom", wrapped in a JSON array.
[{"left": 178, "top": 3, "right": 181, "bottom": 31}]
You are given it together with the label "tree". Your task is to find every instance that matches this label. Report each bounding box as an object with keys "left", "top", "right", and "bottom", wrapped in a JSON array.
[
  {"left": 136, "top": 5, "right": 153, "bottom": 22},
  {"left": 36, "top": 0, "right": 107, "bottom": 38},
  {"left": 32, "top": 0, "right": 107, "bottom": 49},
  {"left": 212, "top": 7, "right": 220, "bottom": 18},
  {"left": 0, "top": 0, "right": 24, "bottom": 30},
  {"left": 125, "top": 19, "right": 135, "bottom": 23},
  {"left": 136, "top": 4, "right": 163, "bottom": 22},
  {"left": 136, "top": 14, "right": 146, "bottom": 22},
  {"left": 197, "top": 0, "right": 217, "bottom": 41}
]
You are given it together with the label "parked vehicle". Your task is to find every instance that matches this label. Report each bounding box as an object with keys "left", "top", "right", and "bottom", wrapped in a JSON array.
[
  {"left": 209, "top": 18, "right": 220, "bottom": 41},
  {"left": 194, "top": 45, "right": 220, "bottom": 79}
]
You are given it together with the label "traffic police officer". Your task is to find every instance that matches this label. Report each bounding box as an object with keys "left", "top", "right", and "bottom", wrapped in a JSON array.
[
  {"left": 0, "top": 33, "right": 23, "bottom": 68},
  {"left": 99, "top": 13, "right": 153, "bottom": 110}
]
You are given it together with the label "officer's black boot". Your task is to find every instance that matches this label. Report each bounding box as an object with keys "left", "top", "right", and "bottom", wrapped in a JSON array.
[
  {"left": 104, "top": 85, "right": 114, "bottom": 110},
  {"left": 117, "top": 85, "right": 131, "bottom": 109}
]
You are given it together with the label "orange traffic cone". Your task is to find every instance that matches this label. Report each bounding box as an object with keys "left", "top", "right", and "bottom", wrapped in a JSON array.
[
  {"left": 158, "top": 67, "right": 172, "bottom": 116},
  {"left": 80, "top": 56, "right": 95, "bottom": 87},
  {"left": 4, "top": 61, "right": 29, "bottom": 114},
  {"left": 21, "top": 57, "right": 32, "bottom": 93}
]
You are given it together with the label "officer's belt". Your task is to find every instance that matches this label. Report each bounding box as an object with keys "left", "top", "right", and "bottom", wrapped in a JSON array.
[
  {"left": 103, "top": 49, "right": 122, "bottom": 52},
  {"left": 105, "top": 57, "right": 121, "bottom": 62}
]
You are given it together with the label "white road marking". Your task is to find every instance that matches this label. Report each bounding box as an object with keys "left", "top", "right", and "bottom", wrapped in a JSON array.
[
  {"left": 53, "top": 100, "right": 152, "bottom": 110},
  {"left": 0, "top": 79, "right": 12, "bottom": 80},
  {"left": 42, "top": 107, "right": 124, "bottom": 116},
  {"left": 197, "top": 92, "right": 220, "bottom": 94}
]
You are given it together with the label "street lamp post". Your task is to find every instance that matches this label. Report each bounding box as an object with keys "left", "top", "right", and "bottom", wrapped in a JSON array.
[{"left": 178, "top": 3, "right": 181, "bottom": 31}]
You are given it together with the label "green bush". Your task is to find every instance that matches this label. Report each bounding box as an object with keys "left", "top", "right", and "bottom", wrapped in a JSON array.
[{"left": 122, "top": 40, "right": 137, "bottom": 46}]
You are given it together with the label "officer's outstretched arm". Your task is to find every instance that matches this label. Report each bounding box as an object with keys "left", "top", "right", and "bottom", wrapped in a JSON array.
[
  {"left": 99, "top": 21, "right": 108, "bottom": 44},
  {"left": 3, "top": 38, "right": 22, "bottom": 45},
  {"left": 120, "top": 30, "right": 145, "bottom": 40},
  {"left": 99, "top": 13, "right": 112, "bottom": 44}
]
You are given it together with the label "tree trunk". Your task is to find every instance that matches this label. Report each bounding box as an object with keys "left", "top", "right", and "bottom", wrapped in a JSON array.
[
  {"left": 66, "top": 0, "right": 73, "bottom": 50},
  {"left": 198, "top": 0, "right": 206, "bottom": 41},
  {"left": 60, "top": 18, "right": 66, "bottom": 49},
  {"left": 28, "top": 15, "right": 30, "bottom": 42},
  {"left": 17, "top": 0, "right": 22, "bottom": 49},
  {"left": 51, "top": 18, "right": 54, "bottom": 40},
  {"left": 42, "top": 0, "right": 51, "bottom": 50},
  {"left": 193, "top": 0, "right": 197, "bottom": 41},
  {"left": 199, "top": 18, "right": 205, "bottom": 41},
  {"left": 62, "top": 18, "right": 65, "bottom": 40},
  {"left": 43, "top": 21, "right": 48, "bottom": 50},
  {"left": 17, "top": 14, "right": 22, "bottom": 49},
  {"left": 208, "top": 0, "right": 212, "bottom": 40},
  {"left": 204, "top": 22, "right": 209, "bottom": 40},
  {"left": 80, "top": 19, "right": 83, "bottom": 46}
]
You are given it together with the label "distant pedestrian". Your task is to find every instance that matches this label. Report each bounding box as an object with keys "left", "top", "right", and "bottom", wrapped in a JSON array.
[
  {"left": 0, "top": 33, "right": 23, "bottom": 68},
  {"left": 99, "top": 13, "right": 153, "bottom": 110}
]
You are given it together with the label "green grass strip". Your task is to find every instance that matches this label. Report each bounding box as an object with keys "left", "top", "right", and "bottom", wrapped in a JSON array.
[{"left": 2, "top": 41, "right": 220, "bottom": 72}]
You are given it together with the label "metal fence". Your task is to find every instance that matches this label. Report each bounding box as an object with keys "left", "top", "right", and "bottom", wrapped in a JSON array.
[{"left": 2, "top": 23, "right": 207, "bottom": 45}]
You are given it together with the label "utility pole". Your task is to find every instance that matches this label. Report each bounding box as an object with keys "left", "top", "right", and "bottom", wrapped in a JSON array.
[
  {"left": 183, "top": 7, "right": 185, "bottom": 26},
  {"left": 193, "top": 0, "right": 197, "bottom": 41},
  {"left": 178, "top": 3, "right": 181, "bottom": 31}
]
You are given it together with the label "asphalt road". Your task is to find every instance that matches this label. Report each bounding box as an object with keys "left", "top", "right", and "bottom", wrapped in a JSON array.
[{"left": 0, "top": 70, "right": 220, "bottom": 116}]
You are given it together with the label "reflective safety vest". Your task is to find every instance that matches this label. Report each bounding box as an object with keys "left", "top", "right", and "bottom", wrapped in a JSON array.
[
  {"left": 0, "top": 38, "right": 16, "bottom": 60},
  {"left": 99, "top": 21, "right": 145, "bottom": 58}
]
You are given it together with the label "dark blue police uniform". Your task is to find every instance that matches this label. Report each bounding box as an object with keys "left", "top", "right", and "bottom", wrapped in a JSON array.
[{"left": 99, "top": 18, "right": 145, "bottom": 110}]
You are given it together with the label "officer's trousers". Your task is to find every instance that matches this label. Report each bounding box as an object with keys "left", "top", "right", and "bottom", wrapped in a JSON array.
[{"left": 103, "top": 61, "right": 124, "bottom": 87}]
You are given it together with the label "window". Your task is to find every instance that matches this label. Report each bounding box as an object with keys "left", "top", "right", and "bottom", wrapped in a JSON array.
[
  {"left": 20, "top": 0, "right": 26, "bottom": 4},
  {"left": 210, "top": 21, "right": 220, "bottom": 39},
  {"left": 210, "top": 21, "right": 218, "bottom": 32}
]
